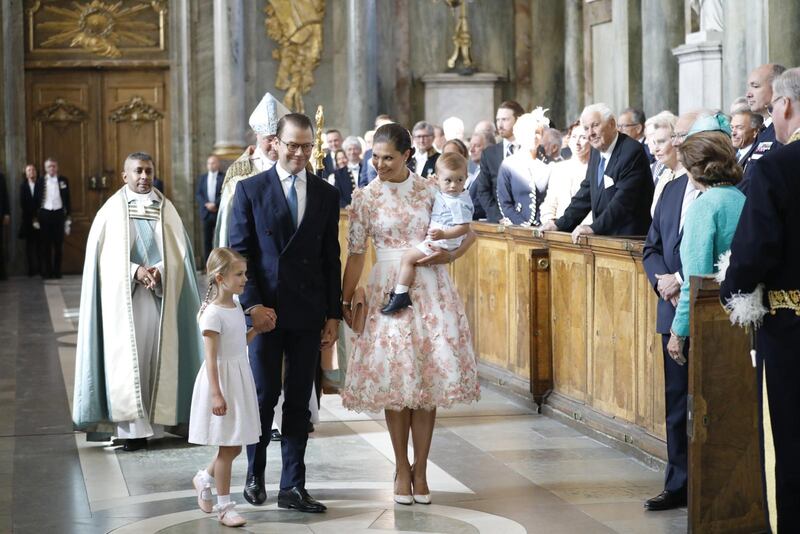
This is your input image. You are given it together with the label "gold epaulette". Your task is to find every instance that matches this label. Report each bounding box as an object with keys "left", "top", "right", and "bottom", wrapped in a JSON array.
[{"left": 768, "top": 289, "right": 800, "bottom": 316}]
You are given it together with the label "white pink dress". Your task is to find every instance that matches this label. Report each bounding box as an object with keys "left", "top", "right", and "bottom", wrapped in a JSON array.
[{"left": 341, "top": 173, "right": 481, "bottom": 412}]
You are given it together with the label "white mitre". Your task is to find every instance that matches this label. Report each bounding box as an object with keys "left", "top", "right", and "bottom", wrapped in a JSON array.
[{"left": 249, "top": 92, "right": 291, "bottom": 136}]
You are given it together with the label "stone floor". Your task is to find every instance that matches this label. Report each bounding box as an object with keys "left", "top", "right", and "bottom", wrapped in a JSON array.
[{"left": 1, "top": 275, "right": 687, "bottom": 533}]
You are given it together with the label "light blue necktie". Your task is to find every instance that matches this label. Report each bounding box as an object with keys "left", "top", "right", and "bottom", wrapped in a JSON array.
[
  {"left": 287, "top": 174, "right": 298, "bottom": 229},
  {"left": 597, "top": 156, "right": 606, "bottom": 187}
]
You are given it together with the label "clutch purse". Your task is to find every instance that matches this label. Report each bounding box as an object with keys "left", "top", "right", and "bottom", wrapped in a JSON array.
[{"left": 350, "top": 287, "right": 367, "bottom": 334}]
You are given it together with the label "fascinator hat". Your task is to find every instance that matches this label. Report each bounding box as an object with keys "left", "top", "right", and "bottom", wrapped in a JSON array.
[
  {"left": 688, "top": 112, "right": 732, "bottom": 138},
  {"left": 513, "top": 107, "right": 551, "bottom": 152}
]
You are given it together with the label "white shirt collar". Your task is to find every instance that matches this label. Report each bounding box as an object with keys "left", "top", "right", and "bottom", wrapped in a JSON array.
[
  {"left": 599, "top": 133, "right": 620, "bottom": 162},
  {"left": 275, "top": 163, "right": 307, "bottom": 183},
  {"left": 764, "top": 117, "right": 773, "bottom": 128},
  {"left": 738, "top": 143, "right": 753, "bottom": 157},
  {"left": 46, "top": 174, "right": 58, "bottom": 180},
  {"left": 124, "top": 187, "right": 158, "bottom": 205}
]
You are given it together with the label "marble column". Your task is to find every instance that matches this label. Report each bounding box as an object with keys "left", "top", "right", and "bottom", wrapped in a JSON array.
[
  {"left": 530, "top": 1, "right": 565, "bottom": 126},
  {"left": 564, "top": 0, "right": 584, "bottom": 124},
  {"left": 2, "top": 0, "right": 27, "bottom": 272},
  {"left": 346, "top": 0, "right": 378, "bottom": 138},
  {"left": 641, "top": 0, "right": 683, "bottom": 116},
  {"left": 212, "top": 0, "right": 247, "bottom": 161}
]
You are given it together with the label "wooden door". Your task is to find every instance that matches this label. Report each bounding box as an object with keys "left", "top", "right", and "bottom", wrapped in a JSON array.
[{"left": 26, "top": 69, "right": 169, "bottom": 274}]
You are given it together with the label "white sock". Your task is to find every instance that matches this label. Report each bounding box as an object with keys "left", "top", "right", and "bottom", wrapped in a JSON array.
[
  {"left": 394, "top": 284, "right": 409, "bottom": 294},
  {"left": 217, "top": 494, "right": 231, "bottom": 505}
]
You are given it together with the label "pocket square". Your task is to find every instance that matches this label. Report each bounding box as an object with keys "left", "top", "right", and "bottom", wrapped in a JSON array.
[{"left": 603, "top": 174, "right": 615, "bottom": 189}]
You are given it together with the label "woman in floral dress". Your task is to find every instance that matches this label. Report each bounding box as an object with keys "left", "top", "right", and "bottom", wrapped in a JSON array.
[{"left": 341, "top": 123, "right": 480, "bottom": 505}]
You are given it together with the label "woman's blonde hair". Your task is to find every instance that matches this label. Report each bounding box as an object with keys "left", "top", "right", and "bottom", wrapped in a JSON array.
[{"left": 197, "top": 247, "right": 247, "bottom": 320}]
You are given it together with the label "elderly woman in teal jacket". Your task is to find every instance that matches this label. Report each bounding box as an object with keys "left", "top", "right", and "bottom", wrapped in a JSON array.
[{"left": 667, "top": 124, "right": 747, "bottom": 361}]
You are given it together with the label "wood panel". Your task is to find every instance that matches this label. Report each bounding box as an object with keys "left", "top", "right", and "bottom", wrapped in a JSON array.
[
  {"left": 688, "top": 277, "right": 766, "bottom": 533},
  {"left": 475, "top": 236, "right": 510, "bottom": 369}
]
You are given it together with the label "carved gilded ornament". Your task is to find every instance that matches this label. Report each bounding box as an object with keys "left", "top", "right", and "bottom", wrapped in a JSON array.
[
  {"left": 109, "top": 96, "right": 163, "bottom": 125},
  {"left": 265, "top": 0, "right": 325, "bottom": 113},
  {"left": 27, "top": 0, "right": 165, "bottom": 58},
  {"left": 34, "top": 98, "right": 88, "bottom": 123},
  {"left": 310, "top": 105, "right": 326, "bottom": 173}
]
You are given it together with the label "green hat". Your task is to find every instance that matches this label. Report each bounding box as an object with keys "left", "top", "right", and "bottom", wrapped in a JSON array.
[{"left": 687, "top": 112, "right": 732, "bottom": 137}]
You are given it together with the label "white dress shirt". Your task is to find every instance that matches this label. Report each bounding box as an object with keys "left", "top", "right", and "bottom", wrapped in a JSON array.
[
  {"left": 275, "top": 164, "right": 307, "bottom": 226},
  {"left": 43, "top": 175, "right": 63, "bottom": 210},
  {"left": 28, "top": 180, "right": 36, "bottom": 196},
  {"left": 679, "top": 179, "right": 700, "bottom": 232},
  {"left": 206, "top": 171, "right": 219, "bottom": 203},
  {"left": 413, "top": 149, "right": 429, "bottom": 172},
  {"left": 599, "top": 133, "right": 619, "bottom": 167},
  {"left": 737, "top": 143, "right": 753, "bottom": 163}
]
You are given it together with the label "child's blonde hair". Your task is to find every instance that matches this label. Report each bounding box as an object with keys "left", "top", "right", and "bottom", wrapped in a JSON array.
[
  {"left": 435, "top": 151, "right": 468, "bottom": 176},
  {"left": 197, "top": 247, "right": 247, "bottom": 320}
]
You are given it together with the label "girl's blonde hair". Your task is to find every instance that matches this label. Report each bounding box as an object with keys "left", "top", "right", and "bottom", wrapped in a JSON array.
[{"left": 197, "top": 247, "right": 247, "bottom": 320}]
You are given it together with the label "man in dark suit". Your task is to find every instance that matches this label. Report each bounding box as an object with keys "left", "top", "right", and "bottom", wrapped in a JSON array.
[
  {"left": 640, "top": 112, "right": 702, "bottom": 512},
  {"left": 619, "top": 107, "right": 655, "bottom": 164},
  {"left": 738, "top": 63, "right": 787, "bottom": 194},
  {"left": 475, "top": 100, "right": 525, "bottom": 222},
  {"left": 322, "top": 129, "right": 343, "bottom": 177},
  {"left": 19, "top": 164, "right": 42, "bottom": 276},
  {"left": 38, "top": 157, "right": 70, "bottom": 279},
  {"left": 230, "top": 113, "right": 341, "bottom": 513},
  {"left": 720, "top": 67, "right": 800, "bottom": 532},
  {"left": 408, "top": 121, "right": 439, "bottom": 178},
  {"left": 467, "top": 130, "right": 493, "bottom": 220},
  {"left": 331, "top": 135, "right": 362, "bottom": 208},
  {"left": 731, "top": 110, "right": 763, "bottom": 167},
  {"left": 195, "top": 155, "right": 223, "bottom": 264},
  {"left": 541, "top": 103, "right": 653, "bottom": 242}
]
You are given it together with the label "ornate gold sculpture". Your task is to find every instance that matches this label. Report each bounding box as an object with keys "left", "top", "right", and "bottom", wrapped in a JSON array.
[
  {"left": 28, "top": 0, "right": 164, "bottom": 58},
  {"left": 442, "top": 0, "right": 474, "bottom": 72},
  {"left": 265, "top": 0, "right": 325, "bottom": 113},
  {"left": 109, "top": 96, "right": 163, "bottom": 125},
  {"left": 34, "top": 98, "right": 88, "bottom": 123},
  {"left": 310, "top": 105, "right": 326, "bottom": 173}
]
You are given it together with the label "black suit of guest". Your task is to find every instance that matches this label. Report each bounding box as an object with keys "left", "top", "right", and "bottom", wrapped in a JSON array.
[
  {"left": 195, "top": 170, "right": 223, "bottom": 262},
  {"left": 407, "top": 150, "right": 439, "bottom": 179},
  {"left": 642, "top": 173, "right": 692, "bottom": 499},
  {"left": 738, "top": 122, "right": 780, "bottom": 195},
  {"left": 720, "top": 140, "right": 800, "bottom": 530},
  {"left": 38, "top": 174, "right": 70, "bottom": 278},
  {"left": 0, "top": 173, "right": 10, "bottom": 279},
  {"left": 19, "top": 177, "right": 43, "bottom": 276},
  {"left": 475, "top": 142, "right": 505, "bottom": 222},
  {"left": 332, "top": 164, "right": 360, "bottom": 208},
  {"left": 229, "top": 165, "right": 341, "bottom": 492},
  {"left": 322, "top": 152, "right": 335, "bottom": 178},
  {"left": 358, "top": 149, "right": 377, "bottom": 187},
  {"left": 555, "top": 133, "right": 653, "bottom": 235}
]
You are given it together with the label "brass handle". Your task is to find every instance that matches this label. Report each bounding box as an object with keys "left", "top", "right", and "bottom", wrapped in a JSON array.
[
  {"left": 89, "top": 176, "right": 98, "bottom": 190},
  {"left": 100, "top": 175, "right": 109, "bottom": 189}
]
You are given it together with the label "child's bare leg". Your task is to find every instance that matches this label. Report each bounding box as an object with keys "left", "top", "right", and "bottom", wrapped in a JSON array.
[
  {"left": 395, "top": 248, "right": 427, "bottom": 293},
  {"left": 214, "top": 445, "right": 242, "bottom": 497}
]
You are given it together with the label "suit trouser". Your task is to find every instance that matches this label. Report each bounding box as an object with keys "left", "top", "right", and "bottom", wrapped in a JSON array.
[
  {"left": 38, "top": 208, "right": 64, "bottom": 277},
  {"left": 758, "top": 331, "right": 800, "bottom": 532},
  {"left": 661, "top": 334, "right": 689, "bottom": 494},
  {"left": 201, "top": 216, "right": 216, "bottom": 264},
  {"left": 247, "top": 326, "right": 320, "bottom": 490},
  {"left": 24, "top": 233, "right": 41, "bottom": 276}
]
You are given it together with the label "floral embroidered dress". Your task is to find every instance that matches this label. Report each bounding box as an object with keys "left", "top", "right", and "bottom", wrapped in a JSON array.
[{"left": 341, "top": 172, "right": 481, "bottom": 412}]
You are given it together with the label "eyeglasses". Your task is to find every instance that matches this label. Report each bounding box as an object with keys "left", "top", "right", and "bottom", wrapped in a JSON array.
[
  {"left": 277, "top": 139, "right": 314, "bottom": 153},
  {"left": 767, "top": 95, "right": 786, "bottom": 115}
]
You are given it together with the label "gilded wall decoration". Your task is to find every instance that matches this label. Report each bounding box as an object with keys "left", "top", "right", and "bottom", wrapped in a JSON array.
[
  {"left": 265, "top": 0, "right": 326, "bottom": 113},
  {"left": 34, "top": 98, "right": 88, "bottom": 123},
  {"left": 109, "top": 96, "right": 163, "bottom": 125},
  {"left": 26, "top": 0, "right": 167, "bottom": 59}
]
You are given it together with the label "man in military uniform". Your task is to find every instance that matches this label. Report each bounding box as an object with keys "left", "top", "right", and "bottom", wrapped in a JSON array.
[
  {"left": 214, "top": 92, "right": 289, "bottom": 248},
  {"left": 720, "top": 67, "right": 800, "bottom": 533}
]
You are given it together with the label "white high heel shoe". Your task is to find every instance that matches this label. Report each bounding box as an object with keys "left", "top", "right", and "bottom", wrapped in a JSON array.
[
  {"left": 393, "top": 471, "right": 413, "bottom": 505},
  {"left": 411, "top": 464, "right": 431, "bottom": 504}
]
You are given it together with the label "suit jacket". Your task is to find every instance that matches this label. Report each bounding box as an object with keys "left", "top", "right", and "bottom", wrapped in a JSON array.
[
  {"left": 229, "top": 166, "right": 342, "bottom": 330},
  {"left": 323, "top": 152, "right": 335, "bottom": 178},
  {"left": 332, "top": 164, "right": 360, "bottom": 208},
  {"left": 720, "top": 139, "right": 800, "bottom": 346},
  {"left": 555, "top": 133, "right": 653, "bottom": 236},
  {"left": 408, "top": 150, "right": 439, "bottom": 179},
  {"left": 37, "top": 175, "right": 71, "bottom": 216},
  {"left": 19, "top": 178, "right": 42, "bottom": 239},
  {"left": 642, "top": 139, "right": 655, "bottom": 164},
  {"left": 738, "top": 123, "right": 781, "bottom": 195},
  {"left": 467, "top": 171, "right": 485, "bottom": 220},
  {"left": 358, "top": 149, "right": 377, "bottom": 187},
  {"left": 475, "top": 142, "right": 505, "bottom": 222},
  {"left": 195, "top": 171, "right": 224, "bottom": 221},
  {"left": 643, "top": 174, "right": 689, "bottom": 333}
]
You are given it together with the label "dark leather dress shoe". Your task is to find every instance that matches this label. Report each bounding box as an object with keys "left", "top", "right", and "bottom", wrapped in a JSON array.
[
  {"left": 277, "top": 486, "right": 327, "bottom": 513},
  {"left": 243, "top": 475, "right": 267, "bottom": 505},
  {"left": 122, "top": 438, "right": 147, "bottom": 451},
  {"left": 381, "top": 292, "right": 412, "bottom": 315},
  {"left": 270, "top": 428, "right": 282, "bottom": 441},
  {"left": 307, "top": 422, "right": 315, "bottom": 433},
  {"left": 645, "top": 490, "right": 687, "bottom": 511}
]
